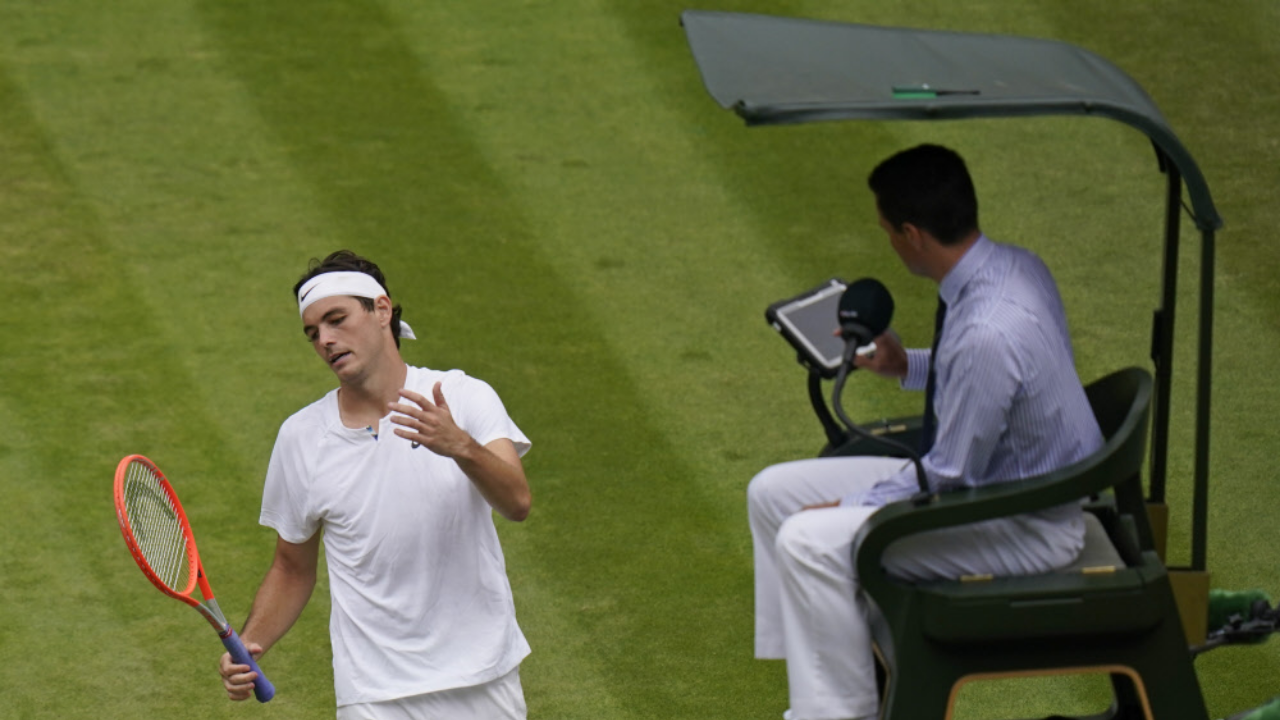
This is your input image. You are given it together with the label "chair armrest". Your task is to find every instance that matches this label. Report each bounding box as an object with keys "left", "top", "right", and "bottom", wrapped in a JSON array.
[
  {"left": 854, "top": 388, "right": 1149, "bottom": 591},
  {"left": 854, "top": 475, "right": 1081, "bottom": 585}
]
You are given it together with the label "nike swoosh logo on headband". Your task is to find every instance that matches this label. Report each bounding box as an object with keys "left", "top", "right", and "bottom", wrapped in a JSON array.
[{"left": 300, "top": 286, "right": 316, "bottom": 302}]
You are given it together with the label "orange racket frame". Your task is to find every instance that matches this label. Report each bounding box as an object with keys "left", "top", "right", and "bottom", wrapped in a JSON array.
[{"left": 113, "top": 454, "right": 274, "bottom": 702}]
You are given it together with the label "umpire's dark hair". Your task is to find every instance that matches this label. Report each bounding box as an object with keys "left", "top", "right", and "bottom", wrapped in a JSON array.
[
  {"left": 867, "top": 144, "right": 979, "bottom": 246},
  {"left": 293, "top": 250, "right": 405, "bottom": 348}
]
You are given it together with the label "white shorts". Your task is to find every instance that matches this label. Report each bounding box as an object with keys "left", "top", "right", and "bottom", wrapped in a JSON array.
[{"left": 335, "top": 667, "right": 526, "bottom": 720}]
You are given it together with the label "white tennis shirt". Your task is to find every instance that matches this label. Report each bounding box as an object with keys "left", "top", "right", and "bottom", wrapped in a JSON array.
[{"left": 260, "top": 365, "right": 531, "bottom": 706}]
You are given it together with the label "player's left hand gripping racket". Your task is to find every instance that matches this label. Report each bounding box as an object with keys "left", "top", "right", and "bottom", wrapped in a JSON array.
[{"left": 114, "top": 454, "right": 275, "bottom": 702}]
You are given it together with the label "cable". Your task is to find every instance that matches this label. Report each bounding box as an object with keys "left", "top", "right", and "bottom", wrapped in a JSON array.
[{"left": 831, "top": 359, "right": 934, "bottom": 506}]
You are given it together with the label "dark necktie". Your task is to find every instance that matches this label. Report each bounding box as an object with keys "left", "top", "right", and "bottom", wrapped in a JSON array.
[{"left": 920, "top": 297, "right": 947, "bottom": 453}]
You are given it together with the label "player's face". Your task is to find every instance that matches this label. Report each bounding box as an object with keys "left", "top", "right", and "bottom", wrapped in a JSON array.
[{"left": 301, "top": 295, "right": 390, "bottom": 382}]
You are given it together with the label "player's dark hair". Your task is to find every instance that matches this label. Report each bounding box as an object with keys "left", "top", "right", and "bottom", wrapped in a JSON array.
[
  {"left": 867, "top": 144, "right": 979, "bottom": 246},
  {"left": 293, "top": 250, "right": 405, "bottom": 348}
]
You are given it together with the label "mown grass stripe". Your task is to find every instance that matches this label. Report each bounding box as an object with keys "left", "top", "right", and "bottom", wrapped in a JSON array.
[
  {"left": 0, "top": 2, "right": 339, "bottom": 713},
  {"left": 374, "top": 2, "right": 813, "bottom": 715},
  {"left": 1040, "top": 2, "right": 1280, "bottom": 713},
  {"left": 0, "top": 0, "right": 1275, "bottom": 718},
  {"left": 0, "top": 58, "right": 267, "bottom": 718},
  {"left": 194, "top": 1, "right": 776, "bottom": 717}
]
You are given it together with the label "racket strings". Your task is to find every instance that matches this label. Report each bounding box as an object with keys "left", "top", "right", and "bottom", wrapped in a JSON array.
[{"left": 124, "top": 461, "right": 193, "bottom": 592}]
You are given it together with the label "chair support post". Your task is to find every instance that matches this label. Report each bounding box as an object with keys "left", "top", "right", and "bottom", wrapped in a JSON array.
[
  {"left": 1147, "top": 159, "right": 1181, "bottom": 505},
  {"left": 1192, "top": 226, "right": 1215, "bottom": 571}
]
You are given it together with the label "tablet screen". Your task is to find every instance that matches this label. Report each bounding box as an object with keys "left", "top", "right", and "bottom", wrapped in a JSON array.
[{"left": 768, "top": 279, "right": 846, "bottom": 373}]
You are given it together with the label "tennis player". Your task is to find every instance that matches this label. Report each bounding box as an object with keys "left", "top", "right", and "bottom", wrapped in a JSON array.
[{"left": 219, "top": 250, "right": 532, "bottom": 719}]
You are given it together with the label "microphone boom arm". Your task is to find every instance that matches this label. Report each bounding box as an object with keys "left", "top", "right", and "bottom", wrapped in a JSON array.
[{"left": 831, "top": 360, "right": 934, "bottom": 505}]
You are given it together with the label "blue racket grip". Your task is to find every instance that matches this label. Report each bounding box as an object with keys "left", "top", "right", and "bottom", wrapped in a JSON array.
[{"left": 222, "top": 628, "right": 275, "bottom": 702}]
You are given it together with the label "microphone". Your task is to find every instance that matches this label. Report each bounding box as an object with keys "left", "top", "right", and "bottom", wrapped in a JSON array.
[
  {"left": 837, "top": 278, "right": 894, "bottom": 362},
  {"left": 831, "top": 278, "right": 933, "bottom": 504}
]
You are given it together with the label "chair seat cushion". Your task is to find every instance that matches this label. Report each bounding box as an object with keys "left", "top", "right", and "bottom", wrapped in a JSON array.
[
  {"left": 912, "top": 514, "right": 1164, "bottom": 643},
  {"left": 1059, "top": 511, "right": 1125, "bottom": 573}
]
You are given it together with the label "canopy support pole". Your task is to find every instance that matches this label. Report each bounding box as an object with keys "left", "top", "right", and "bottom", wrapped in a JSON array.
[
  {"left": 1193, "top": 226, "right": 1215, "bottom": 571},
  {"left": 1148, "top": 157, "right": 1181, "bottom": 506}
]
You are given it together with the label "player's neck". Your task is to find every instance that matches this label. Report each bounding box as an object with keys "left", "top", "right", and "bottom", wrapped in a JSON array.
[{"left": 336, "top": 356, "right": 408, "bottom": 429}]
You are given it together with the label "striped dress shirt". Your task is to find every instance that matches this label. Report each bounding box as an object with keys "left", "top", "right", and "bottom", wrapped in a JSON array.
[{"left": 846, "top": 235, "right": 1103, "bottom": 507}]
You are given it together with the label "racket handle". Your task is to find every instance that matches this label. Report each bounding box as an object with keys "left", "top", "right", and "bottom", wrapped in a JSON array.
[{"left": 221, "top": 628, "right": 275, "bottom": 703}]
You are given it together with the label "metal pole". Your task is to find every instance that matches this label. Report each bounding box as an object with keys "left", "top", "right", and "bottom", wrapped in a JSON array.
[
  {"left": 1148, "top": 160, "right": 1182, "bottom": 504},
  {"left": 1192, "top": 227, "right": 1214, "bottom": 571}
]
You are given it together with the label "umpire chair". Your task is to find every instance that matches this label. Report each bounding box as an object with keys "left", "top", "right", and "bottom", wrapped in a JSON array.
[{"left": 852, "top": 367, "right": 1209, "bottom": 720}]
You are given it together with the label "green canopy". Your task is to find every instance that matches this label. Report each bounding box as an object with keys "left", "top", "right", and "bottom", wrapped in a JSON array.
[
  {"left": 682, "top": 10, "right": 1220, "bottom": 571},
  {"left": 682, "top": 10, "right": 1221, "bottom": 231}
]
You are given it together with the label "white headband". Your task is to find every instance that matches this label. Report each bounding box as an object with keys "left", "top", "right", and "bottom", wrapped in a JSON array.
[{"left": 297, "top": 271, "right": 417, "bottom": 340}]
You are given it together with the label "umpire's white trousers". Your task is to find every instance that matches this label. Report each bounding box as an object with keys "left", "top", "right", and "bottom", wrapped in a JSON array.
[{"left": 748, "top": 457, "right": 1082, "bottom": 720}]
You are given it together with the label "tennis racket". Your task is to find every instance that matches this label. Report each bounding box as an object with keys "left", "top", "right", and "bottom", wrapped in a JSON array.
[{"left": 113, "top": 454, "right": 275, "bottom": 702}]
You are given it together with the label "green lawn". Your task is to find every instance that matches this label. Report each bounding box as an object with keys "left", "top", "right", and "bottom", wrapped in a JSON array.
[{"left": 1, "top": 1, "right": 1278, "bottom": 718}]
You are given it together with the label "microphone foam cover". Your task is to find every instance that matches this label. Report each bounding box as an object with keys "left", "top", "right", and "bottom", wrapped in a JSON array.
[{"left": 838, "top": 278, "right": 894, "bottom": 339}]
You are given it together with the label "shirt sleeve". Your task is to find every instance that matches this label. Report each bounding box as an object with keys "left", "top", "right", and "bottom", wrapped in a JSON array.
[
  {"left": 259, "top": 418, "right": 320, "bottom": 543},
  {"left": 900, "top": 347, "right": 932, "bottom": 391},
  {"left": 842, "top": 324, "right": 1021, "bottom": 507},
  {"left": 444, "top": 372, "right": 531, "bottom": 458}
]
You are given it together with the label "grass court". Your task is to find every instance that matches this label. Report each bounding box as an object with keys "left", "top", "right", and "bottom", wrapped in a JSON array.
[{"left": 1, "top": 1, "right": 1278, "bottom": 718}]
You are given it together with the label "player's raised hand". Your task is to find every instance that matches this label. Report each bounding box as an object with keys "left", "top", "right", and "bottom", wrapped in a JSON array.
[{"left": 389, "top": 382, "right": 474, "bottom": 458}]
